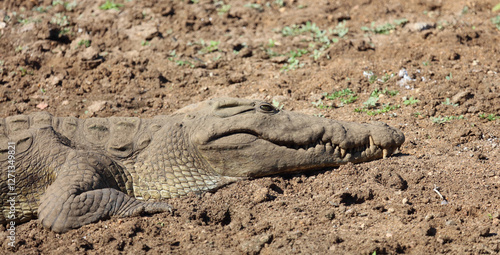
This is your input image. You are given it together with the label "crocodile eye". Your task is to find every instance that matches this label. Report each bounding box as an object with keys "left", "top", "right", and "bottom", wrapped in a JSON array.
[{"left": 259, "top": 104, "right": 275, "bottom": 112}]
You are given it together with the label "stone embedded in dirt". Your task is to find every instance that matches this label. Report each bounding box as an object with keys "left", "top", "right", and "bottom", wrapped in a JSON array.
[
  {"left": 407, "top": 22, "right": 435, "bottom": 32},
  {"left": 87, "top": 101, "right": 107, "bottom": 113},
  {"left": 36, "top": 102, "right": 49, "bottom": 109},
  {"left": 239, "top": 233, "right": 273, "bottom": 254},
  {"left": 49, "top": 73, "right": 65, "bottom": 86},
  {"left": 80, "top": 46, "right": 99, "bottom": 61},
  {"left": 228, "top": 72, "right": 246, "bottom": 84},
  {"left": 451, "top": 91, "right": 472, "bottom": 105},
  {"left": 252, "top": 187, "right": 271, "bottom": 204},
  {"left": 478, "top": 226, "right": 490, "bottom": 237}
]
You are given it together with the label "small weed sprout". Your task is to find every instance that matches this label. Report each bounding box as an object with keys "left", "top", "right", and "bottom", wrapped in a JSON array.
[
  {"left": 442, "top": 98, "right": 458, "bottom": 107},
  {"left": 431, "top": 115, "right": 464, "bottom": 124},
  {"left": 330, "top": 21, "right": 348, "bottom": 38},
  {"left": 479, "top": 113, "right": 500, "bottom": 121},
  {"left": 361, "top": 18, "right": 408, "bottom": 34},
  {"left": 51, "top": 13, "right": 69, "bottom": 27},
  {"left": 492, "top": 15, "right": 500, "bottom": 30},
  {"left": 245, "top": 3, "right": 264, "bottom": 12},
  {"left": 78, "top": 39, "right": 91, "bottom": 48},
  {"left": 445, "top": 72, "right": 452, "bottom": 80},
  {"left": 403, "top": 97, "right": 419, "bottom": 105},
  {"left": 272, "top": 99, "right": 284, "bottom": 110},
  {"left": 313, "top": 89, "right": 358, "bottom": 108},
  {"left": 354, "top": 88, "right": 400, "bottom": 115},
  {"left": 198, "top": 40, "right": 220, "bottom": 54},
  {"left": 19, "top": 67, "right": 27, "bottom": 76},
  {"left": 99, "top": 0, "right": 123, "bottom": 11},
  {"left": 216, "top": 2, "right": 231, "bottom": 15}
]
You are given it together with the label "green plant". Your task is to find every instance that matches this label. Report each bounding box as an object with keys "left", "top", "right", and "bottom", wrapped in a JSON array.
[
  {"left": 354, "top": 88, "right": 400, "bottom": 115},
  {"left": 479, "top": 113, "right": 500, "bottom": 121},
  {"left": 370, "top": 88, "right": 399, "bottom": 97},
  {"left": 492, "top": 15, "right": 500, "bottom": 30},
  {"left": 175, "top": 60, "right": 195, "bottom": 68},
  {"left": 19, "top": 67, "right": 27, "bottom": 76},
  {"left": 431, "top": 115, "right": 464, "bottom": 124},
  {"left": 198, "top": 40, "right": 220, "bottom": 54},
  {"left": 413, "top": 112, "right": 422, "bottom": 117},
  {"left": 330, "top": 21, "right": 348, "bottom": 38},
  {"left": 141, "top": 40, "right": 150, "bottom": 46},
  {"left": 445, "top": 72, "right": 452, "bottom": 80},
  {"left": 368, "top": 73, "right": 377, "bottom": 84},
  {"left": 217, "top": 3, "right": 231, "bottom": 14},
  {"left": 403, "top": 97, "right": 419, "bottom": 105},
  {"left": 274, "top": 0, "right": 285, "bottom": 7},
  {"left": 311, "top": 99, "right": 327, "bottom": 109},
  {"left": 355, "top": 104, "right": 400, "bottom": 116},
  {"left": 281, "top": 49, "right": 308, "bottom": 71},
  {"left": 322, "top": 89, "right": 358, "bottom": 106},
  {"left": 422, "top": 61, "right": 430, "bottom": 66},
  {"left": 50, "top": 13, "right": 69, "bottom": 26},
  {"left": 361, "top": 18, "right": 408, "bottom": 34},
  {"left": 99, "top": 0, "right": 123, "bottom": 11},
  {"left": 362, "top": 96, "right": 379, "bottom": 109},
  {"left": 442, "top": 98, "right": 458, "bottom": 107},
  {"left": 272, "top": 99, "right": 284, "bottom": 110},
  {"left": 380, "top": 73, "right": 394, "bottom": 83},
  {"left": 78, "top": 39, "right": 91, "bottom": 48},
  {"left": 245, "top": 3, "right": 264, "bottom": 12},
  {"left": 52, "top": 0, "right": 77, "bottom": 11},
  {"left": 493, "top": 3, "right": 500, "bottom": 12}
]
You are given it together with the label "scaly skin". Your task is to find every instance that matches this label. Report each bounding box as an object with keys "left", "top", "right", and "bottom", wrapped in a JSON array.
[{"left": 0, "top": 98, "right": 404, "bottom": 232}]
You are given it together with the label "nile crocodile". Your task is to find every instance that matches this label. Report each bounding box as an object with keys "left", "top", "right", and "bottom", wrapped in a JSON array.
[{"left": 0, "top": 97, "right": 404, "bottom": 233}]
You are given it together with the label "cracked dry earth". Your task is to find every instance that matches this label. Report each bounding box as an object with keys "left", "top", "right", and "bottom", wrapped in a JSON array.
[{"left": 1, "top": 0, "right": 500, "bottom": 254}]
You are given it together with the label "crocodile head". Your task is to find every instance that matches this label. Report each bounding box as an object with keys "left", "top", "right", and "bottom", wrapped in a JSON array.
[{"left": 176, "top": 98, "right": 405, "bottom": 178}]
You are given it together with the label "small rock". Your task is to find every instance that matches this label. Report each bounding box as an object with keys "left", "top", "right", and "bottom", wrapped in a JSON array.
[
  {"left": 402, "top": 198, "right": 408, "bottom": 205},
  {"left": 88, "top": 101, "right": 107, "bottom": 113},
  {"left": 237, "top": 47, "right": 253, "bottom": 58},
  {"left": 36, "top": 102, "right": 49, "bottom": 110},
  {"left": 425, "top": 214, "right": 434, "bottom": 221},
  {"left": 325, "top": 211, "right": 336, "bottom": 220},
  {"left": 252, "top": 187, "right": 270, "bottom": 204},
  {"left": 50, "top": 73, "right": 65, "bottom": 86},
  {"left": 407, "top": 22, "right": 435, "bottom": 32},
  {"left": 445, "top": 220, "right": 456, "bottom": 226},
  {"left": 451, "top": 91, "right": 471, "bottom": 104},
  {"left": 478, "top": 226, "right": 490, "bottom": 237},
  {"left": 81, "top": 46, "right": 99, "bottom": 61},
  {"left": 270, "top": 56, "right": 288, "bottom": 64},
  {"left": 228, "top": 73, "right": 246, "bottom": 84}
]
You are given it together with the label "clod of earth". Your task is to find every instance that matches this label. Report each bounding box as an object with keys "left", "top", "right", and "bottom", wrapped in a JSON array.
[{"left": 0, "top": 98, "right": 404, "bottom": 233}]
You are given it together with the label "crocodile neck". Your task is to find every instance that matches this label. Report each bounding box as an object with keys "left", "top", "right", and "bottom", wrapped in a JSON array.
[{"left": 130, "top": 121, "right": 223, "bottom": 200}]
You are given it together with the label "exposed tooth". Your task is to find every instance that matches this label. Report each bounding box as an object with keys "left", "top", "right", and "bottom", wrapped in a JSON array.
[
  {"left": 383, "top": 148, "right": 389, "bottom": 159},
  {"left": 326, "top": 142, "right": 333, "bottom": 154},
  {"left": 340, "top": 148, "right": 346, "bottom": 158},
  {"left": 369, "top": 136, "right": 375, "bottom": 147},
  {"left": 315, "top": 143, "right": 325, "bottom": 153}
]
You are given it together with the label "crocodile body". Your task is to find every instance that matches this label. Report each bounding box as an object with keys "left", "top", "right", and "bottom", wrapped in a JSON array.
[{"left": 0, "top": 98, "right": 404, "bottom": 232}]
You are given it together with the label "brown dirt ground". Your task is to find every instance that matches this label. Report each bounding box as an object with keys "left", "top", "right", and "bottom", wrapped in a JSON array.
[{"left": 1, "top": 0, "right": 500, "bottom": 254}]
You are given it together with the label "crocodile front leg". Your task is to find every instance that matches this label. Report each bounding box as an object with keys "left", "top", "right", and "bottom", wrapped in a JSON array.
[{"left": 38, "top": 151, "right": 171, "bottom": 233}]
